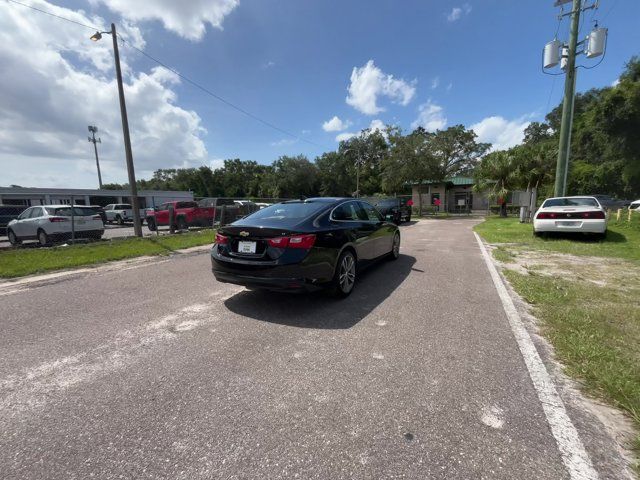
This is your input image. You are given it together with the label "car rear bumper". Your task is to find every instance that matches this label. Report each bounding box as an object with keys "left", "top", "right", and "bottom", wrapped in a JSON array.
[
  {"left": 51, "top": 229, "right": 104, "bottom": 240},
  {"left": 212, "top": 269, "right": 322, "bottom": 292},
  {"left": 533, "top": 219, "right": 606, "bottom": 233},
  {"left": 211, "top": 247, "right": 331, "bottom": 292}
]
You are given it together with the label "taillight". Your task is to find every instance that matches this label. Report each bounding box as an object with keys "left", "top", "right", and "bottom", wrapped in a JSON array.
[
  {"left": 268, "top": 236, "right": 290, "bottom": 248},
  {"left": 536, "top": 212, "right": 557, "bottom": 219},
  {"left": 49, "top": 217, "right": 68, "bottom": 222},
  {"left": 267, "top": 234, "right": 316, "bottom": 249},
  {"left": 581, "top": 211, "right": 605, "bottom": 219},
  {"left": 287, "top": 234, "right": 316, "bottom": 249},
  {"left": 215, "top": 233, "right": 228, "bottom": 245}
]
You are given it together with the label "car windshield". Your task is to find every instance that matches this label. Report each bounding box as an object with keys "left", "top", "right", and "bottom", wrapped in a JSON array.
[
  {"left": 46, "top": 207, "right": 98, "bottom": 216},
  {"left": 240, "top": 202, "right": 327, "bottom": 223},
  {"left": 542, "top": 197, "right": 599, "bottom": 207}
]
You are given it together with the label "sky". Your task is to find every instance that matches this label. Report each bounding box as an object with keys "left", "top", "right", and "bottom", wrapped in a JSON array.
[{"left": 1, "top": 0, "right": 639, "bottom": 188}]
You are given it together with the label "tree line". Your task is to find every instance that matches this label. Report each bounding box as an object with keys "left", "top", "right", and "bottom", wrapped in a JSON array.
[{"left": 105, "top": 56, "right": 640, "bottom": 203}]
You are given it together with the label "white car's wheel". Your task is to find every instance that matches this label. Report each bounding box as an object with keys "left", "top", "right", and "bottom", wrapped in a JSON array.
[
  {"left": 7, "top": 229, "right": 21, "bottom": 246},
  {"left": 37, "top": 229, "right": 50, "bottom": 247}
]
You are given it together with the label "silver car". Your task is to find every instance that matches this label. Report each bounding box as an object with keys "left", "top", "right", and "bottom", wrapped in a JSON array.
[{"left": 7, "top": 205, "right": 104, "bottom": 246}]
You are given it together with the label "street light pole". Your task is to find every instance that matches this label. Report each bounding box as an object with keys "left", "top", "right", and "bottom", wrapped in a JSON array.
[
  {"left": 91, "top": 24, "right": 142, "bottom": 236},
  {"left": 110, "top": 23, "right": 142, "bottom": 237},
  {"left": 88, "top": 125, "right": 103, "bottom": 189}
]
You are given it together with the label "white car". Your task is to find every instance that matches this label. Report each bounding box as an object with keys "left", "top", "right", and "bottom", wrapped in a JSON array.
[
  {"left": 103, "top": 203, "right": 145, "bottom": 225},
  {"left": 533, "top": 196, "right": 608, "bottom": 238},
  {"left": 629, "top": 199, "right": 640, "bottom": 211},
  {"left": 7, "top": 205, "right": 104, "bottom": 246}
]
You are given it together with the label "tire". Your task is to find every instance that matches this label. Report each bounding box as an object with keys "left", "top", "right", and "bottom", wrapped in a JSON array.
[
  {"left": 37, "top": 229, "right": 50, "bottom": 247},
  {"left": 597, "top": 231, "right": 607, "bottom": 240},
  {"left": 116, "top": 215, "right": 124, "bottom": 226},
  {"left": 388, "top": 232, "right": 400, "bottom": 260},
  {"left": 329, "top": 250, "right": 357, "bottom": 298},
  {"left": 177, "top": 217, "right": 188, "bottom": 231},
  {"left": 533, "top": 230, "right": 544, "bottom": 238},
  {"left": 7, "top": 229, "right": 21, "bottom": 246},
  {"left": 147, "top": 218, "right": 157, "bottom": 231}
]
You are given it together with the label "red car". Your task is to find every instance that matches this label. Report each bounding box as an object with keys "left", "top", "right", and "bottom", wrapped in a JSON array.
[{"left": 146, "top": 201, "right": 216, "bottom": 231}]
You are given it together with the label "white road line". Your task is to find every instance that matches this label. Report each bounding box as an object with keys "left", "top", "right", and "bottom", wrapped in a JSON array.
[{"left": 473, "top": 232, "right": 599, "bottom": 480}]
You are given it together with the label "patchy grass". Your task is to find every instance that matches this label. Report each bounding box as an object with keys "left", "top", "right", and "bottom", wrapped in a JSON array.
[
  {"left": 0, "top": 230, "right": 215, "bottom": 279},
  {"left": 476, "top": 215, "right": 640, "bottom": 472},
  {"left": 475, "top": 214, "right": 640, "bottom": 261}
]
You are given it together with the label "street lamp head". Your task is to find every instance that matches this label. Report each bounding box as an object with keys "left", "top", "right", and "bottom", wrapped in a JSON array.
[
  {"left": 88, "top": 125, "right": 98, "bottom": 133},
  {"left": 90, "top": 31, "right": 102, "bottom": 42}
]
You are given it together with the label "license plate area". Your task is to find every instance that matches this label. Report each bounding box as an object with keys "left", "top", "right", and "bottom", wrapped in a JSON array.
[
  {"left": 556, "top": 221, "right": 580, "bottom": 227},
  {"left": 237, "top": 241, "right": 257, "bottom": 254}
]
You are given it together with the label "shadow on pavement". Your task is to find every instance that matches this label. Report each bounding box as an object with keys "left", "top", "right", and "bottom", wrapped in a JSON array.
[{"left": 223, "top": 254, "right": 416, "bottom": 329}]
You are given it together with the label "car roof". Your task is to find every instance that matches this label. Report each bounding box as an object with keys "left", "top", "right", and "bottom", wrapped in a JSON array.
[
  {"left": 284, "top": 197, "right": 351, "bottom": 204},
  {"left": 543, "top": 196, "right": 598, "bottom": 201}
]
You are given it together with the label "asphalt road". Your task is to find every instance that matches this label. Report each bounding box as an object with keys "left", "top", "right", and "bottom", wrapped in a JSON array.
[{"left": 0, "top": 218, "right": 627, "bottom": 479}]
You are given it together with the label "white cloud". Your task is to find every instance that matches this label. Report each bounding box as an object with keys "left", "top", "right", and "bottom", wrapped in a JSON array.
[
  {"left": 94, "top": 0, "right": 239, "bottom": 41},
  {"left": 470, "top": 115, "right": 531, "bottom": 151},
  {"left": 431, "top": 77, "right": 440, "bottom": 89},
  {"left": 447, "top": 3, "right": 472, "bottom": 22},
  {"left": 335, "top": 132, "right": 357, "bottom": 143},
  {"left": 446, "top": 82, "right": 453, "bottom": 92},
  {"left": 346, "top": 60, "right": 416, "bottom": 115},
  {"left": 0, "top": 0, "right": 212, "bottom": 188},
  {"left": 411, "top": 101, "right": 447, "bottom": 132},
  {"left": 209, "top": 158, "right": 225, "bottom": 170},
  {"left": 611, "top": 78, "right": 620, "bottom": 87},
  {"left": 270, "top": 138, "right": 296, "bottom": 147},
  {"left": 322, "top": 115, "right": 351, "bottom": 132},
  {"left": 368, "top": 119, "right": 386, "bottom": 134}
]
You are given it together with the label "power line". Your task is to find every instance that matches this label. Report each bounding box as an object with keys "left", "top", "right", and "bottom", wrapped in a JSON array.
[
  {"left": 121, "top": 39, "right": 326, "bottom": 149},
  {"left": 4, "top": 0, "right": 327, "bottom": 150},
  {"left": 5, "top": 0, "right": 100, "bottom": 31}
]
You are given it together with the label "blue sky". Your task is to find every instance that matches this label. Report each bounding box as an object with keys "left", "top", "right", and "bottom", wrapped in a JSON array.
[{"left": 2, "top": 0, "right": 639, "bottom": 187}]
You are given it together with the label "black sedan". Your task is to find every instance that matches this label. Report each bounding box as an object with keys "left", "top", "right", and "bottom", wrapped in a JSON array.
[{"left": 211, "top": 198, "right": 400, "bottom": 297}]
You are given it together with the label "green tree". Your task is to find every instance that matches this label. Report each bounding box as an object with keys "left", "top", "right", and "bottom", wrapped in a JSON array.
[
  {"left": 338, "top": 128, "right": 388, "bottom": 196},
  {"left": 474, "top": 150, "right": 520, "bottom": 217},
  {"left": 270, "top": 155, "right": 319, "bottom": 198},
  {"left": 429, "top": 125, "right": 491, "bottom": 178}
]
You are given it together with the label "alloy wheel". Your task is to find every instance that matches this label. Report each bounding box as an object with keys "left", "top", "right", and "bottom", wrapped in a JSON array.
[{"left": 339, "top": 254, "right": 356, "bottom": 293}]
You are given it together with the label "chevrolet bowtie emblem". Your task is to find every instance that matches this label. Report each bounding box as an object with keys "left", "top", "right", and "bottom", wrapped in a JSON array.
[{"left": 239, "top": 231, "right": 250, "bottom": 237}]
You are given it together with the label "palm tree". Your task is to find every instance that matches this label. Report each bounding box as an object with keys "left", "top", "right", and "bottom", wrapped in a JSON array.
[{"left": 473, "top": 150, "right": 520, "bottom": 217}]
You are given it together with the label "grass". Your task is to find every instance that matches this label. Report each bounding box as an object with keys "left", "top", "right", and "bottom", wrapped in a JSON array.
[
  {"left": 475, "top": 215, "right": 640, "bottom": 473},
  {"left": 474, "top": 214, "right": 640, "bottom": 261},
  {"left": 0, "top": 229, "right": 215, "bottom": 279}
]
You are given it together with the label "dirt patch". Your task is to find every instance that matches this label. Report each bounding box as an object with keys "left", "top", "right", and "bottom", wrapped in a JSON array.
[{"left": 489, "top": 246, "right": 640, "bottom": 292}]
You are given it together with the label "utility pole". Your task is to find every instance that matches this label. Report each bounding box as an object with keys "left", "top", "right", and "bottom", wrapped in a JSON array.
[
  {"left": 554, "top": 0, "right": 581, "bottom": 197},
  {"left": 544, "top": 0, "right": 607, "bottom": 197},
  {"left": 110, "top": 23, "right": 142, "bottom": 236},
  {"left": 88, "top": 125, "right": 103, "bottom": 189}
]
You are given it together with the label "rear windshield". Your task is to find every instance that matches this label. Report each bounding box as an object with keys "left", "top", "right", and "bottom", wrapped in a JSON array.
[
  {"left": 542, "top": 197, "right": 599, "bottom": 208},
  {"left": 240, "top": 202, "right": 327, "bottom": 223},
  {"left": 46, "top": 207, "right": 98, "bottom": 216}
]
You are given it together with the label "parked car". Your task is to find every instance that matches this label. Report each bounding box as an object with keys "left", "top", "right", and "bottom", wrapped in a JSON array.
[
  {"left": 370, "top": 197, "right": 412, "bottom": 224},
  {"left": 533, "top": 196, "right": 608, "bottom": 238},
  {"left": 197, "top": 197, "right": 242, "bottom": 223},
  {"left": 629, "top": 199, "right": 640, "bottom": 211},
  {"left": 211, "top": 198, "right": 401, "bottom": 297},
  {"left": 145, "top": 200, "right": 217, "bottom": 231},
  {"left": 103, "top": 203, "right": 145, "bottom": 225},
  {"left": 7, "top": 205, "right": 104, "bottom": 246},
  {"left": 256, "top": 202, "right": 272, "bottom": 209},
  {"left": 590, "top": 194, "right": 630, "bottom": 210},
  {"left": 0, "top": 205, "right": 27, "bottom": 236}
]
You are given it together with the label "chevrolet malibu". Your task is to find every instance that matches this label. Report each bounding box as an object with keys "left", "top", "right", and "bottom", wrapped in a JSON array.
[
  {"left": 533, "top": 196, "right": 608, "bottom": 238},
  {"left": 211, "top": 198, "right": 401, "bottom": 297}
]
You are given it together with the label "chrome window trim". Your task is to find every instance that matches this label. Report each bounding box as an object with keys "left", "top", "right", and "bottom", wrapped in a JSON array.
[{"left": 329, "top": 200, "right": 364, "bottom": 223}]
